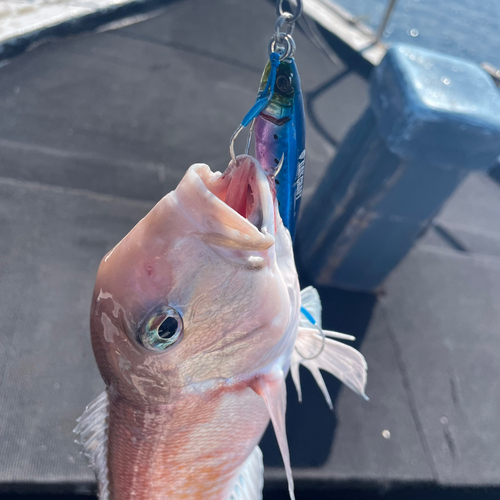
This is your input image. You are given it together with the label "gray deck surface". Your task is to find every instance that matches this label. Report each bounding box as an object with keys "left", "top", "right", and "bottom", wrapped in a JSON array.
[{"left": 0, "top": 0, "right": 499, "bottom": 498}]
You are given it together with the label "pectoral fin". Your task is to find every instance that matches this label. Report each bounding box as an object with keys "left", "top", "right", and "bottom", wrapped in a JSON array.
[
  {"left": 292, "top": 287, "right": 368, "bottom": 408},
  {"left": 252, "top": 369, "right": 295, "bottom": 500}
]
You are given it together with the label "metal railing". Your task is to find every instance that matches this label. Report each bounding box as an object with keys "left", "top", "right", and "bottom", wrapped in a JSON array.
[
  {"left": 303, "top": 0, "right": 500, "bottom": 82},
  {"left": 375, "top": 0, "right": 399, "bottom": 42}
]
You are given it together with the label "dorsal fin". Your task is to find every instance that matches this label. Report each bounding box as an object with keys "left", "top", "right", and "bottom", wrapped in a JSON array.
[
  {"left": 74, "top": 390, "right": 110, "bottom": 500},
  {"left": 229, "top": 446, "right": 264, "bottom": 500},
  {"left": 292, "top": 287, "right": 368, "bottom": 409}
]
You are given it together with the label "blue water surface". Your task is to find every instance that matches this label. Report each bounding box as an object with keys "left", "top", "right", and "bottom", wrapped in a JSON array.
[{"left": 332, "top": 0, "right": 500, "bottom": 68}]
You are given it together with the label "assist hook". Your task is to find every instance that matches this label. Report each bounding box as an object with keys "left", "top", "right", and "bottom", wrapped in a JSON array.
[
  {"left": 229, "top": 52, "right": 281, "bottom": 164},
  {"left": 294, "top": 306, "right": 327, "bottom": 360}
]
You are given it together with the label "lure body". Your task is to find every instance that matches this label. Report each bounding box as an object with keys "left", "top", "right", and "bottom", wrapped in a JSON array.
[{"left": 255, "top": 58, "right": 306, "bottom": 240}]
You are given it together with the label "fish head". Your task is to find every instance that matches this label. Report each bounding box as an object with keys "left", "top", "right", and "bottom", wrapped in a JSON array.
[{"left": 90, "top": 155, "right": 299, "bottom": 403}]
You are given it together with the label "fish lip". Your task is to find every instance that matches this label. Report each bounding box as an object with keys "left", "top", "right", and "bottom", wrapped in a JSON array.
[{"left": 174, "top": 156, "right": 277, "bottom": 250}]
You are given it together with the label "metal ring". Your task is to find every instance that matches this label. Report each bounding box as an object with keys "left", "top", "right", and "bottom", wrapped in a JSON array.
[
  {"left": 275, "top": 13, "right": 295, "bottom": 38},
  {"left": 268, "top": 34, "right": 296, "bottom": 61},
  {"left": 276, "top": 0, "right": 303, "bottom": 23},
  {"left": 268, "top": 37, "right": 288, "bottom": 61}
]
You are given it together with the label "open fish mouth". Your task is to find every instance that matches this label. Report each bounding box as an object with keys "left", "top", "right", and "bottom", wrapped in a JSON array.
[
  {"left": 174, "top": 155, "right": 276, "bottom": 251},
  {"left": 221, "top": 155, "right": 275, "bottom": 232}
]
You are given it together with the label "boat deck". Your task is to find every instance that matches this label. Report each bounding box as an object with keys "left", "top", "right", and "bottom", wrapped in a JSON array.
[{"left": 0, "top": 0, "right": 500, "bottom": 498}]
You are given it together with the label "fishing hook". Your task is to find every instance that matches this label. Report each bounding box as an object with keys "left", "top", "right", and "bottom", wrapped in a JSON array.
[
  {"left": 229, "top": 52, "right": 281, "bottom": 164},
  {"left": 294, "top": 322, "right": 327, "bottom": 360},
  {"left": 272, "top": 153, "right": 284, "bottom": 178},
  {"left": 228, "top": 119, "right": 256, "bottom": 163},
  {"left": 229, "top": 125, "right": 244, "bottom": 164},
  {"left": 295, "top": 306, "right": 327, "bottom": 360},
  {"left": 245, "top": 119, "right": 256, "bottom": 155}
]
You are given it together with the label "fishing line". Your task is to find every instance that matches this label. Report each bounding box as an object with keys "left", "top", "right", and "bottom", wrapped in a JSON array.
[{"left": 297, "top": 14, "right": 341, "bottom": 67}]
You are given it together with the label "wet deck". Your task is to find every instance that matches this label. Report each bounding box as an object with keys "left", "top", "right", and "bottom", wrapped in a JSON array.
[{"left": 0, "top": 0, "right": 499, "bottom": 498}]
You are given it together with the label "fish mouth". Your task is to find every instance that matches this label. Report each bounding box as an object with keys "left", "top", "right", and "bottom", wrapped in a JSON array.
[
  {"left": 221, "top": 155, "right": 275, "bottom": 232},
  {"left": 174, "top": 155, "right": 276, "bottom": 251}
]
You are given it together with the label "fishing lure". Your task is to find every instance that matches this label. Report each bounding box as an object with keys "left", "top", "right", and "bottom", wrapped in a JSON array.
[
  {"left": 254, "top": 52, "right": 305, "bottom": 241},
  {"left": 230, "top": 7, "right": 306, "bottom": 241}
]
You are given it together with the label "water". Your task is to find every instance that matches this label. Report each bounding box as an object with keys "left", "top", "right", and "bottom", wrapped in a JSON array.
[{"left": 333, "top": 0, "right": 500, "bottom": 68}]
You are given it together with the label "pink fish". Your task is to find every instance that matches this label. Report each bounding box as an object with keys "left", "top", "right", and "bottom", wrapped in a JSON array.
[{"left": 75, "top": 155, "right": 367, "bottom": 500}]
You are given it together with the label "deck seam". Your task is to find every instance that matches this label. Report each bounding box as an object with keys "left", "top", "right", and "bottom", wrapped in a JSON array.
[
  {"left": 0, "top": 138, "right": 172, "bottom": 175},
  {"left": 109, "top": 30, "right": 262, "bottom": 74},
  {"left": 380, "top": 302, "right": 439, "bottom": 483},
  {"left": 0, "top": 175, "right": 155, "bottom": 207}
]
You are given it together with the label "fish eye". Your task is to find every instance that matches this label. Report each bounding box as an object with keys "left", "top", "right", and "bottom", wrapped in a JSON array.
[
  {"left": 276, "top": 74, "right": 292, "bottom": 94},
  {"left": 139, "top": 306, "right": 183, "bottom": 352}
]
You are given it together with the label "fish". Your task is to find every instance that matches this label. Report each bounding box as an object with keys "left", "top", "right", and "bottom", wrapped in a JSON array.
[
  {"left": 255, "top": 58, "right": 306, "bottom": 241},
  {"left": 75, "top": 155, "right": 367, "bottom": 500}
]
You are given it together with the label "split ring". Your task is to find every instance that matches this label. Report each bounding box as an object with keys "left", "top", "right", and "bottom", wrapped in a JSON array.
[{"left": 268, "top": 34, "right": 296, "bottom": 61}]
